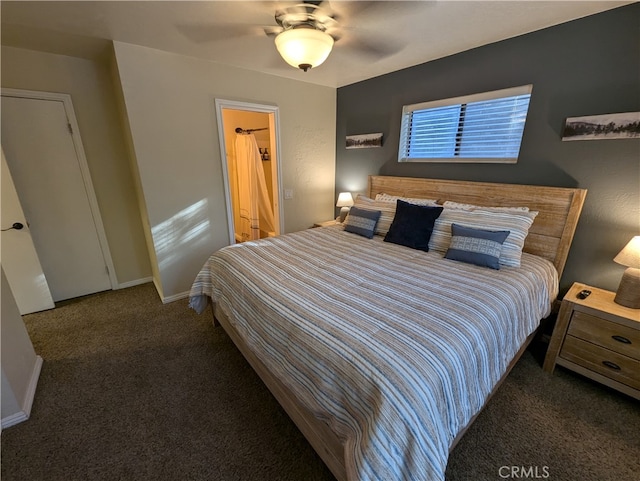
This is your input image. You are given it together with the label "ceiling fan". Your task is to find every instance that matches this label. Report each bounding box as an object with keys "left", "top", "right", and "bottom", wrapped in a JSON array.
[
  {"left": 265, "top": 1, "right": 337, "bottom": 71},
  {"left": 175, "top": 1, "right": 409, "bottom": 72}
]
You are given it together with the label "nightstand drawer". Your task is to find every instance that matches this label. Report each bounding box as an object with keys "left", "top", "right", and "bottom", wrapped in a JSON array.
[
  {"left": 560, "top": 336, "right": 640, "bottom": 390},
  {"left": 567, "top": 311, "right": 640, "bottom": 361}
]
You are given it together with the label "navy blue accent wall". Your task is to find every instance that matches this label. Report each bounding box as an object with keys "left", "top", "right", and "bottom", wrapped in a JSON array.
[{"left": 335, "top": 4, "right": 639, "bottom": 294}]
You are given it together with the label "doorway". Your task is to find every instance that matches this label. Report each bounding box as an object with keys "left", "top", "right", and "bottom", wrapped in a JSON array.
[
  {"left": 215, "top": 100, "right": 282, "bottom": 244},
  {"left": 1, "top": 89, "right": 116, "bottom": 304}
]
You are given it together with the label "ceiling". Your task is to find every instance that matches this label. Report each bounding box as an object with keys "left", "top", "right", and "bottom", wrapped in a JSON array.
[{"left": 1, "top": 1, "right": 632, "bottom": 88}]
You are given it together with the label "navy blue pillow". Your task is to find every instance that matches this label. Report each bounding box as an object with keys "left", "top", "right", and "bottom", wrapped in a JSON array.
[
  {"left": 445, "top": 223, "right": 510, "bottom": 269},
  {"left": 383, "top": 200, "right": 444, "bottom": 251},
  {"left": 343, "top": 206, "right": 382, "bottom": 238}
]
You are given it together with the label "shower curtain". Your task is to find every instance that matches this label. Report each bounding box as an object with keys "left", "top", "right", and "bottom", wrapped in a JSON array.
[{"left": 234, "top": 133, "right": 275, "bottom": 241}]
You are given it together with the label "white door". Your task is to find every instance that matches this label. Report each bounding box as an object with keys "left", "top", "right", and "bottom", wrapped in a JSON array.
[
  {"left": 1, "top": 148, "right": 55, "bottom": 314},
  {"left": 1, "top": 92, "right": 113, "bottom": 302}
]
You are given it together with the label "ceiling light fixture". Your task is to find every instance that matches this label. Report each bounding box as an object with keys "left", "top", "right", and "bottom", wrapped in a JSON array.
[{"left": 274, "top": 27, "right": 334, "bottom": 72}]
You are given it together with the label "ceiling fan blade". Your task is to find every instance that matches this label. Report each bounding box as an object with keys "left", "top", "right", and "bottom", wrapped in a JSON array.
[
  {"left": 340, "top": 32, "right": 407, "bottom": 60},
  {"left": 264, "top": 25, "right": 284, "bottom": 37},
  {"left": 331, "top": 1, "right": 416, "bottom": 20},
  {"left": 175, "top": 23, "right": 263, "bottom": 44}
]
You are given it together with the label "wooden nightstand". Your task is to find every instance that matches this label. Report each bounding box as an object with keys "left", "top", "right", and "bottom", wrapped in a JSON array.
[
  {"left": 313, "top": 220, "right": 339, "bottom": 228},
  {"left": 543, "top": 282, "right": 640, "bottom": 399}
]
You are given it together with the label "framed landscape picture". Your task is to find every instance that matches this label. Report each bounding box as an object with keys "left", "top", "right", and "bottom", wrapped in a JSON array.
[
  {"left": 562, "top": 112, "right": 640, "bottom": 141},
  {"left": 346, "top": 132, "right": 383, "bottom": 149}
]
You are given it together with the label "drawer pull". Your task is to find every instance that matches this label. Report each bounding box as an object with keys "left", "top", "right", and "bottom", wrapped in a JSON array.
[
  {"left": 611, "top": 335, "right": 631, "bottom": 344},
  {"left": 602, "top": 360, "right": 621, "bottom": 371}
]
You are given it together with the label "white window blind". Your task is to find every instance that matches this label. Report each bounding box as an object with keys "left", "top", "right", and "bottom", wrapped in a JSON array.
[{"left": 398, "top": 85, "right": 533, "bottom": 163}]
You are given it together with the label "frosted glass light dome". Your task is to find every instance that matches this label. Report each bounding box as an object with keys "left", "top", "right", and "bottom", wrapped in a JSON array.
[{"left": 275, "top": 28, "right": 334, "bottom": 71}]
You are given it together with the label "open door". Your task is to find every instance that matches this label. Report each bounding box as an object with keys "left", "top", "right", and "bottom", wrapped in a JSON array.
[
  {"left": 1, "top": 89, "right": 115, "bottom": 302},
  {"left": 1, "top": 148, "right": 55, "bottom": 314},
  {"left": 215, "top": 99, "right": 283, "bottom": 245}
]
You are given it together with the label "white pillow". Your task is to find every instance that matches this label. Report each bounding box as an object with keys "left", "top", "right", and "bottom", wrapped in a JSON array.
[
  {"left": 375, "top": 193, "right": 439, "bottom": 206},
  {"left": 429, "top": 207, "right": 538, "bottom": 267},
  {"left": 443, "top": 200, "right": 530, "bottom": 212},
  {"left": 352, "top": 195, "right": 400, "bottom": 237}
]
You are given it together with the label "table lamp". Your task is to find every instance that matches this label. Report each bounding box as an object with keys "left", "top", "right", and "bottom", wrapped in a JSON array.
[
  {"left": 613, "top": 236, "right": 640, "bottom": 308},
  {"left": 336, "top": 192, "right": 354, "bottom": 223}
]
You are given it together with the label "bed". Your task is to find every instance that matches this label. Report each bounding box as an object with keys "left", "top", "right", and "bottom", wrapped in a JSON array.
[{"left": 189, "top": 175, "right": 586, "bottom": 481}]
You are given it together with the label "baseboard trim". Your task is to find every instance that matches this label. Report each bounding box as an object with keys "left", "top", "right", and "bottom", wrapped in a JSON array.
[
  {"left": 1, "top": 355, "right": 43, "bottom": 429},
  {"left": 117, "top": 277, "right": 153, "bottom": 290},
  {"left": 1, "top": 411, "right": 28, "bottom": 430},
  {"left": 149, "top": 277, "right": 189, "bottom": 304},
  {"left": 161, "top": 290, "right": 190, "bottom": 304},
  {"left": 23, "top": 355, "right": 42, "bottom": 417}
]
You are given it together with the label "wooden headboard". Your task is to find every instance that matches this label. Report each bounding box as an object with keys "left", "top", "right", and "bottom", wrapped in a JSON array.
[{"left": 368, "top": 176, "right": 587, "bottom": 279}]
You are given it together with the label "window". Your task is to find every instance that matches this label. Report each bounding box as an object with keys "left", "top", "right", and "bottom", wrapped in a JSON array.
[{"left": 398, "top": 85, "right": 532, "bottom": 163}]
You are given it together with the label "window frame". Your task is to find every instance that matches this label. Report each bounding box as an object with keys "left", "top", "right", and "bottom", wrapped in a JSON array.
[{"left": 398, "top": 84, "right": 533, "bottom": 164}]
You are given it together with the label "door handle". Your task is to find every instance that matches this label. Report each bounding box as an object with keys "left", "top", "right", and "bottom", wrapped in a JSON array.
[{"left": 1, "top": 222, "right": 24, "bottom": 231}]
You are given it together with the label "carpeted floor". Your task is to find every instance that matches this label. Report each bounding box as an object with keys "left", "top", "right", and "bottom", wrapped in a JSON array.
[{"left": 2, "top": 283, "right": 638, "bottom": 481}]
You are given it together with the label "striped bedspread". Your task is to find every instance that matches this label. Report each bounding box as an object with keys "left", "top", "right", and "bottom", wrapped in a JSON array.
[{"left": 189, "top": 225, "right": 558, "bottom": 481}]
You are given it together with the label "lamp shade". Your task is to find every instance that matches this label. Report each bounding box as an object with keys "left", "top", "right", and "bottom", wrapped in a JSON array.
[
  {"left": 336, "top": 192, "right": 354, "bottom": 207},
  {"left": 614, "top": 236, "right": 640, "bottom": 268},
  {"left": 274, "top": 28, "right": 334, "bottom": 71},
  {"left": 614, "top": 236, "right": 640, "bottom": 308}
]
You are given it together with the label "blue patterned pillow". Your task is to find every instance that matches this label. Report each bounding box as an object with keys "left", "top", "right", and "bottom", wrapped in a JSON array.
[
  {"left": 445, "top": 224, "right": 510, "bottom": 269},
  {"left": 344, "top": 206, "right": 382, "bottom": 239}
]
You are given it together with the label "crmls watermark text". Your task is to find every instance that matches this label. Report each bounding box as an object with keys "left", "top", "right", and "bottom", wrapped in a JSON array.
[{"left": 499, "top": 466, "right": 550, "bottom": 479}]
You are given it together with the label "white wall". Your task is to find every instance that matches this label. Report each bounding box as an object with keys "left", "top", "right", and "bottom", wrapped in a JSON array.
[
  {"left": 1, "top": 267, "right": 42, "bottom": 428},
  {"left": 113, "top": 42, "right": 336, "bottom": 301},
  {"left": 1, "top": 46, "right": 152, "bottom": 286}
]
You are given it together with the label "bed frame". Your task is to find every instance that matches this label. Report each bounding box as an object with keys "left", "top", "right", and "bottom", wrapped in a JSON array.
[{"left": 212, "top": 175, "right": 587, "bottom": 481}]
